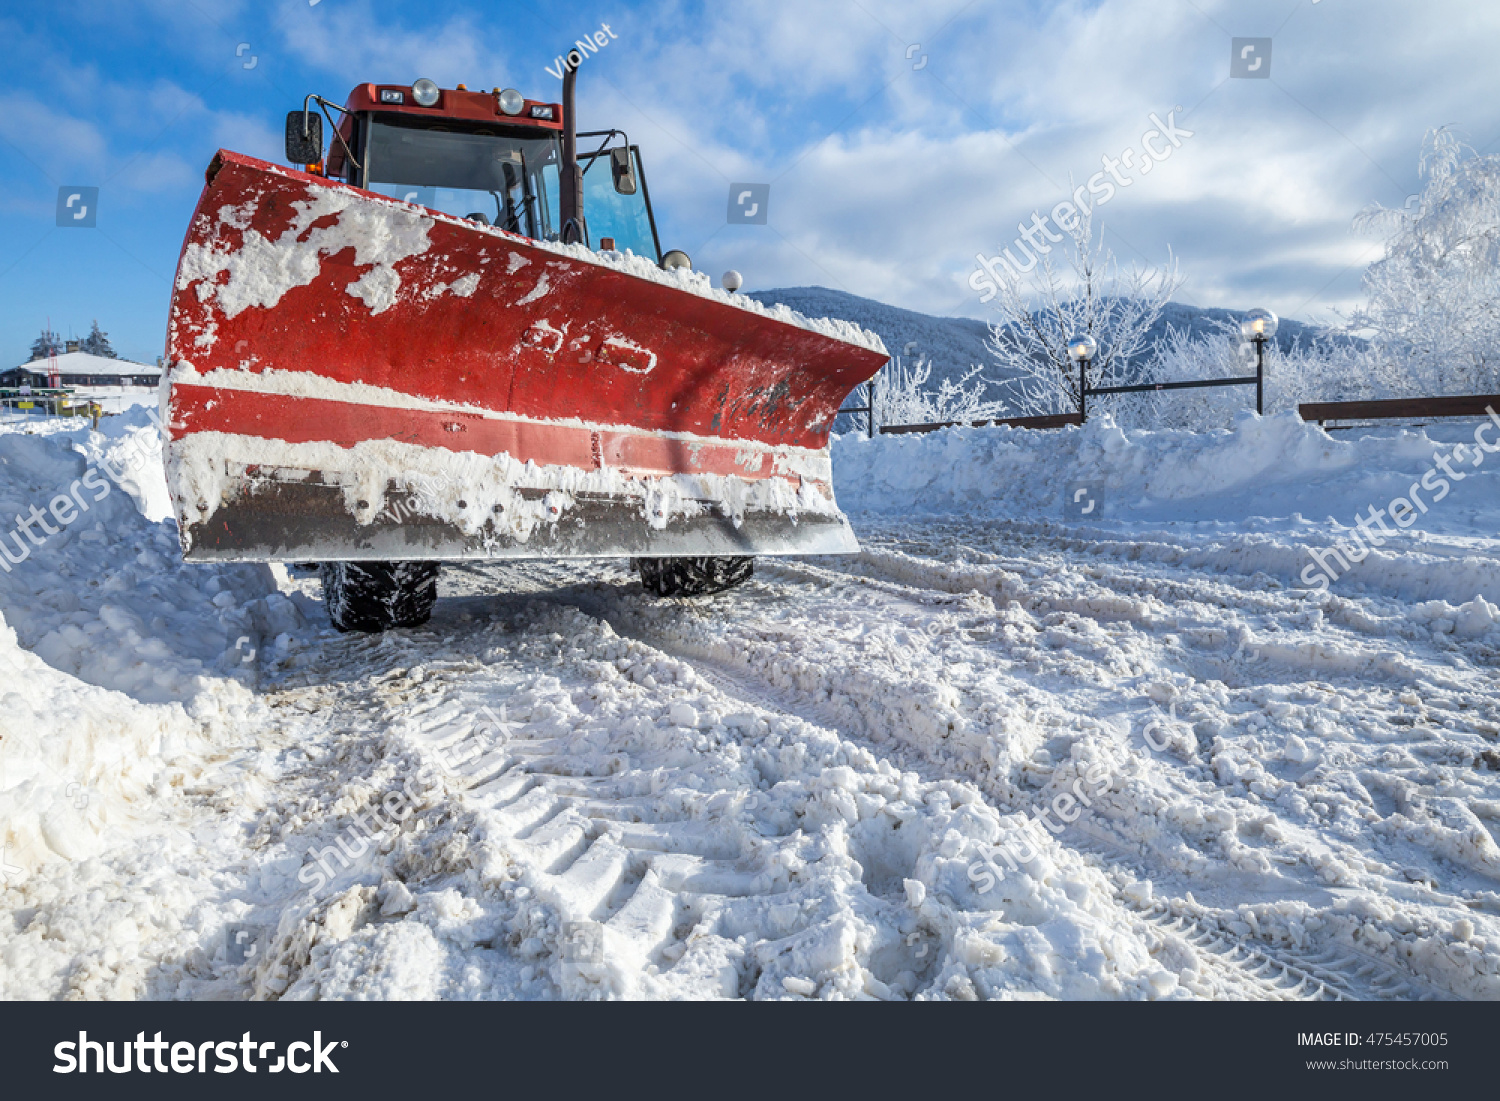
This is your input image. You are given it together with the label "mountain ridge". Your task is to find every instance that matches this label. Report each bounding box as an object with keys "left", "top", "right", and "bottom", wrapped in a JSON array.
[{"left": 749, "top": 286, "right": 1334, "bottom": 394}]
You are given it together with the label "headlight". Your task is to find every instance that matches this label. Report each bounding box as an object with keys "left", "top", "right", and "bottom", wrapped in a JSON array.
[
  {"left": 661, "top": 250, "right": 692, "bottom": 271},
  {"left": 412, "top": 78, "right": 441, "bottom": 107},
  {"left": 379, "top": 88, "right": 405, "bottom": 104},
  {"left": 498, "top": 88, "right": 525, "bottom": 116}
]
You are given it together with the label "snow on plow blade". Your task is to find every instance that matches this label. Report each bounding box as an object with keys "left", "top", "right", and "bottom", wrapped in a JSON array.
[{"left": 163, "top": 151, "right": 887, "bottom": 563}]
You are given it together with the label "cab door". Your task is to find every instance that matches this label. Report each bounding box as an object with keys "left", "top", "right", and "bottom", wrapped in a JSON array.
[{"left": 577, "top": 145, "right": 661, "bottom": 262}]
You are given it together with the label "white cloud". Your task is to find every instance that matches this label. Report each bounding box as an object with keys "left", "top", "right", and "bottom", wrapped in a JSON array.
[
  {"left": 0, "top": 94, "right": 109, "bottom": 185},
  {"left": 9, "top": 0, "right": 1497, "bottom": 349},
  {"left": 270, "top": 0, "right": 511, "bottom": 90},
  {"left": 568, "top": 0, "right": 1500, "bottom": 325}
]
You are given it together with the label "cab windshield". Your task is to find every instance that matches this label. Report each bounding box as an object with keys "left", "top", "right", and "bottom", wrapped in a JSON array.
[{"left": 364, "top": 119, "right": 561, "bottom": 240}]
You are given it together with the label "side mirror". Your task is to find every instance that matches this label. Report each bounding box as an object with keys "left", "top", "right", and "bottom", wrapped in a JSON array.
[
  {"left": 610, "top": 146, "right": 637, "bottom": 195},
  {"left": 285, "top": 111, "right": 324, "bottom": 166}
]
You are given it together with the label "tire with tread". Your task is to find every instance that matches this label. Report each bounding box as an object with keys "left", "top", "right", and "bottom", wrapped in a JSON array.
[
  {"left": 636, "top": 556, "right": 754, "bottom": 597},
  {"left": 319, "top": 561, "right": 441, "bottom": 632}
]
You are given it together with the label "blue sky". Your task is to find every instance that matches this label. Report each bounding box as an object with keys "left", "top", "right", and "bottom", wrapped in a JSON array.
[{"left": 2, "top": 0, "right": 1497, "bottom": 368}]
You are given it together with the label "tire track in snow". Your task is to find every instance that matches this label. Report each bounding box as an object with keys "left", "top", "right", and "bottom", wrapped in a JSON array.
[
  {"left": 256, "top": 590, "right": 961, "bottom": 999},
  {"left": 798, "top": 548, "right": 1493, "bottom": 1000},
  {"left": 1067, "top": 828, "right": 1460, "bottom": 1002},
  {"left": 466, "top": 561, "right": 1382, "bottom": 1001}
]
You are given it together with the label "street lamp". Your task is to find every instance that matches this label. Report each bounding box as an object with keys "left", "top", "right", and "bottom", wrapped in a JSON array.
[
  {"left": 1240, "top": 308, "right": 1278, "bottom": 415},
  {"left": 1067, "top": 333, "right": 1098, "bottom": 422}
]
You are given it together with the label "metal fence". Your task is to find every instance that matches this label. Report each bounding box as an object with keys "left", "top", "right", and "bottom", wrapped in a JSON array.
[{"left": 842, "top": 338, "right": 1269, "bottom": 437}]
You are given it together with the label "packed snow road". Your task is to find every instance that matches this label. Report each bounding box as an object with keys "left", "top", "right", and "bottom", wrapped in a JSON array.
[{"left": 430, "top": 516, "right": 1500, "bottom": 1001}]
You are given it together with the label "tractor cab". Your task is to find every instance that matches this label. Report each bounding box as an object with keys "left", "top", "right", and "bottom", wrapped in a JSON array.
[{"left": 289, "top": 78, "right": 661, "bottom": 261}]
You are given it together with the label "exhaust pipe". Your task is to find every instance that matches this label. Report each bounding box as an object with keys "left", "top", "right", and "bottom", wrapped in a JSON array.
[{"left": 559, "top": 65, "right": 586, "bottom": 245}]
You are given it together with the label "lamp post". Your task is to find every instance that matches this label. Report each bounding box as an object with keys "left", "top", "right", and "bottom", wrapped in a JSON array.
[
  {"left": 1067, "top": 333, "right": 1098, "bottom": 422},
  {"left": 1240, "top": 308, "right": 1278, "bottom": 415}
]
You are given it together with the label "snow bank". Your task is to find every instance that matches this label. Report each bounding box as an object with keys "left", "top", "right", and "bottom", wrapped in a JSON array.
[
  {"left": 833, "top": 411, "right": 1500, "bottom": 602},
  {"left": 0, "top": 607, "right": 199, "bottom": 869},
  {"left": 72, "top": 408, "right": 173, "bottom": 522},
  {"left": 0, "top": 408, "right": 301, "bottom": 702},
  {"left": 0, "top": 410, "right": 302, "bottom": 890},
  {"left": 834, "top": 410, "right": 1500, "bottom": 527}
]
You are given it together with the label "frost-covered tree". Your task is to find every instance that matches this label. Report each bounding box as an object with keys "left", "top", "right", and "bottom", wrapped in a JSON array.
[
  {"left": 1349, "top": 128, "right": 1500, "bottom": 395},
  {"left": 80, "top": 320, "right": 117, "bottom": 359},
  {"left": 28, "top": 328, "right": 63, "bottom": 362},
  {"left": 871, "top": 355, "right": 1011, "bottom": 427},
  {"left": 984, "top": 210, "right": 1181, "bottom": 419}
]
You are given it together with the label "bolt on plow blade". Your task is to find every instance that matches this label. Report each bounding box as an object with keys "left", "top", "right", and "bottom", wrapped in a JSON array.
[{"left": 162, "top": 151, "right": 887, "bottom": 562}]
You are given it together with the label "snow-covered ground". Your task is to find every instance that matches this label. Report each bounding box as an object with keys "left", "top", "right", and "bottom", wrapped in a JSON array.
[{"left": 2, "top": 408, "right": 1499, "bottom": 1000}]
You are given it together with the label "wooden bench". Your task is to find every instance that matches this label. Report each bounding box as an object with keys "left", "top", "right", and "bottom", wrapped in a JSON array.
[{"left": 1300, "top": 395, "right": 1500, "bottom": 427}]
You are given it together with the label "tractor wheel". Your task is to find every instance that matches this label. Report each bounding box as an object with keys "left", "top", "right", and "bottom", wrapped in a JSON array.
[
  {"left": 319, "top": 561, "right": 441, "bottom": 632},
  {"left": 636, "top": 556, "right": 755, "bottom": 597}
]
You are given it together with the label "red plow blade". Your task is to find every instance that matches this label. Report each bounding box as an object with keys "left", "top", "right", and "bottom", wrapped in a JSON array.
[{"left": 163, "top": 151, "right": 887, "bottom": 562}]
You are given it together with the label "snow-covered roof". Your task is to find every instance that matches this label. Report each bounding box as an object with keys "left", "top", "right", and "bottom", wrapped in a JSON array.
[{"left": 11, "top": 351, "right": 158, "bottom": 376}]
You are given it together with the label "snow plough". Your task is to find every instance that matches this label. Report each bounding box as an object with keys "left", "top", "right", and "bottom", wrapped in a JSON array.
[{"left": 162, "top": 70, "right": 887, "bottom": 631}]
